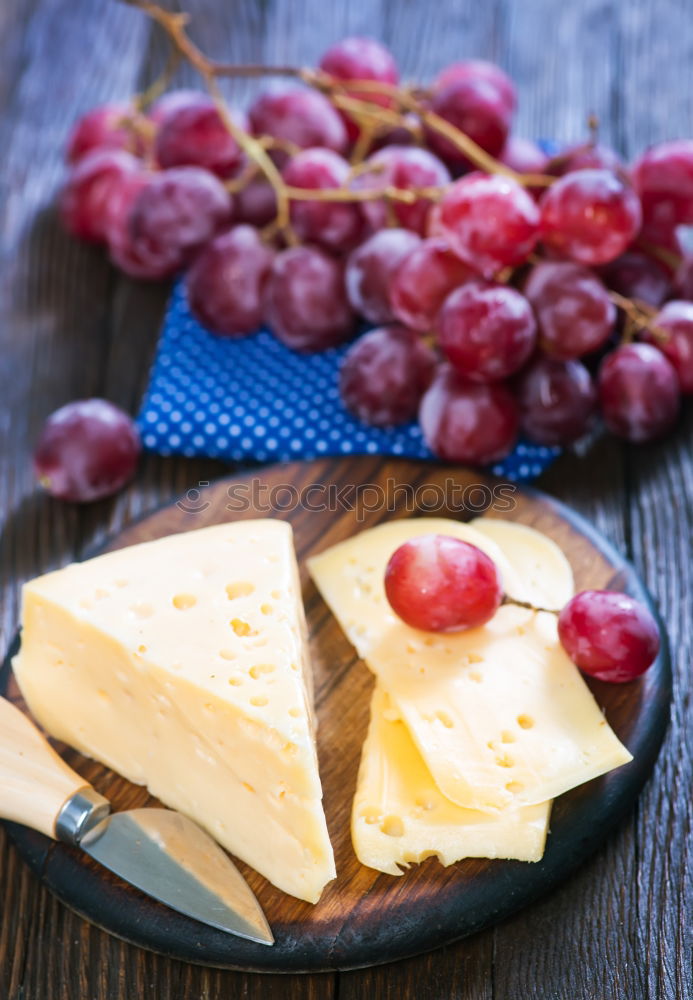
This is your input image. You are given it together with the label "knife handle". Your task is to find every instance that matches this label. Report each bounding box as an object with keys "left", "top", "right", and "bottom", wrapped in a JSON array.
[{"left": 0, "top": 696, "right": 94, "bottom": 839}]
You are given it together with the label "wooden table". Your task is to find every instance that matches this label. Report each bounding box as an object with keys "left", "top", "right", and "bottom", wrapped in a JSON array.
[{"left": 1, "top": 1, "right": 691, "bottom": 997}]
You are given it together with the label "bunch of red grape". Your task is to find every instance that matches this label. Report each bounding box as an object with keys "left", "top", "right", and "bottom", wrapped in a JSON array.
[{"left": 50, "top": 35, "right": 693, "bottom": 500}]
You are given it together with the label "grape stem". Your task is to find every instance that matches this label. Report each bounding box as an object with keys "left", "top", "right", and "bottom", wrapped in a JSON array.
[
  {"left": 502, "top": 595, "right": 559, "bottom": 615},
  {"left": 607, "top": 291, "right": 669, "bottom": 344},
  {"left": 122, "top": 0, "right": 551, "bottom": 246}
]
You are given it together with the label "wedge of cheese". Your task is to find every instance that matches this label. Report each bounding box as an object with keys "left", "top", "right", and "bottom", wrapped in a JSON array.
[
  {"left": 308, "top": 518, "right": 632, "bottom": 813},
  {"left": 13, "top": 520, "right": 335, "bottom": 903},
  {"left": 353, "top": 686, "right": 551, "bottom": 873}
]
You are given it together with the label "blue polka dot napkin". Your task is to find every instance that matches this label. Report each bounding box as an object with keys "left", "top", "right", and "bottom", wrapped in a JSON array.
[{"left": 137, "top": 282, "right": 559, "bottom": 481}]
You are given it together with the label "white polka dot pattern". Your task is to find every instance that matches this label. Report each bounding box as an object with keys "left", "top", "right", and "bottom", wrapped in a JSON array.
[{"left": 136, "top": 282, "right": 560, "bottom": 482}]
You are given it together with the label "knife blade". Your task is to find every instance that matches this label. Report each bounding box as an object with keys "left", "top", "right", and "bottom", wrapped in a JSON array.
[{"left": 0, "top": 696, "right": 273, "bottom": 945}]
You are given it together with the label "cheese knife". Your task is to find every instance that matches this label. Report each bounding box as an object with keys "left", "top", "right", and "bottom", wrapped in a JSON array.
[{"left": 0, "top": 696, "right": 273, "bottom": 945}]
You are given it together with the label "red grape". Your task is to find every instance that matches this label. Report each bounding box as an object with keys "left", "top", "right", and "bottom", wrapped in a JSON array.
[
  {"left": 438, "top": 280, "right": 537, "bottom": 381},
  {"left": 339, "top": 326, "right": 436, "bottom": 426},
  {"left": 558, "top": 590, "right": 660, "bottom": 683},
  {"left": 515, "top": 356, "right": 596, "bottom": 446},
  {"left": 155, "top": 96, "right": 245, "bottom": 178},
  {"left": 598, "top": 250, "right": 671, "bottom": 307},
  {"left": 419, "top": 364, "right": 519, "bottom": 464},
  {"left": 598, "top": 342, "right": 680, "bottom": 441},
  {"left": 318, "top": 37, "right": 399, "bottom": 141},
  {"left": 425, "top": 76, "right": 511, "bottom": 169},
  {"left": 263, "top": 246, "right": 355, "bottom": 352},
  {"left": 500, "top": 136, "right": 549, "bottom": 174},
  {"left": 282, "top": 148, "right": 363, "bottom": 252},
  {"left": 371, "top": 114, "right": 420, "bottom": 151},
  {"left": 248, "top": 88, "right": 347, "bottom": 160},
  {"left": 632, "top": 140, "right": 693, "bottom": 232},
  {"left": 66, "top": 103, "right": 142, "bottom": 164},
  {"left": 434, "top": 60, "right": 517, "bottom": 115},
  {"left": 675, "top": 250, "right": 693, "bottom": 300},
  {"left": 437, "top": 173, "right": 540, "bottom": 278},
  {"left": 34, "top": 399, "right": 140, "bottom": 502},
  {"left": 353, "top": 145, "right": 450, "bottom": 235},
  {"left": 234, "top": 178, "right": 278, "bottom": 228},
  {"left": 124, "top": 167, "right": 233, "bottom": 278},
  {"left": 524, "top": 261, "right": 616, "bottom": 359},
  {"left": 546, "top": 142, "right": 625, "bottom": 177},
  {"left": 185, "top": 225, "right": 275, "bottom": 338},
  {"left": 540, "top": 168, "right": 642, "bottom": 265},
  {"left": 148, "top": 89, "right": 209, "bottom": 126},
  {"left": 345, "top": 228, "right": 421, "bottom": 324},
  {"left": 384, "top": 534, "right": 503, "bottom": 632},
  {"left": 61, "top": 150, "right": 142, "bottom": 244},
  {"left": 390, "top": 238, "right": 476, "bottom": 331},
  {"left": 645, "top": 301, "right": 693, "bottom": 393}
]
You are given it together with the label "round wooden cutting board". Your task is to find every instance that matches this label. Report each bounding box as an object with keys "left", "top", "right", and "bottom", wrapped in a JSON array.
[{"left": 0, "top": 458, "right": 671, "bottom": 973}]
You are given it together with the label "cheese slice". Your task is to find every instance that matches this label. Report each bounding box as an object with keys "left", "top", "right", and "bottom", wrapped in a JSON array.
[
  {"left": 308, "top": 518, "right": 632, "bottom": 813},
  {"left": 353, "top": 686, "right": 551, "bottom": 874},
  {"left": 13, "top": 519, "right": 335, "bottom": 903}
]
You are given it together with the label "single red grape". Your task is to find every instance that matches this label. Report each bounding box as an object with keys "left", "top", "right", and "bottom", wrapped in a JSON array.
[
  {"left": 263, "top": 246, "right": 356, "bottom": 352},
  {"left": 419, "top": 364, "right": 519, "bottom": 464},
  {"left": 438, "top": 280, "right": 537, "bottom": 381},
  {"left": 148, "top": 89, "right": 209, "bottom": 125},
  {"left": 598, "top": 250, "right": 671, "bottom": 308},
  {"left": 371, "top": 113, "right": 420, "bottom": 151},
  {"left": 345, "top": 228, "right": 421, "bottom": 324},
  {"left": 540, "top": 168, "right": 642, "bottom": 265},
  {"left": 524, "top": 261, "right": 616, "bottom": 360},
  {"left": 632, "top": 140, "right": 693, "bottom": 232},
  {"left": 61, "top": 150, "right": 142, "bottom": 244},
  {"left": 644, "top": 301, "right": 693, "bottom": 393},
  {"left": 425, "top": 76, "right": 511, "bottom": 169},
  {"left": 353, "top": 145, "right": 450, "bottom": 235},
  {"left": 66, "top": 103, "right": 142, "bottom": 164},
  {"left": 248, "top": 88, "right": 347, "bottom": 160},
  {"left": 390, "top": 238, "right": 476, "bottom": 331},
  {"left": 437, "top": 173, "right": 540, "bottom": 278},
  {"left": 339, "top": 326, "right": 436, "bottom": 427},
  {"left": 434, "top": 60, "right": 517, "bottom": 115},
  {"left": 234, "top": 178, "right": 278, "bottom": 228},
  {"left": 125, "top": 166, "right": 233, "bottom": 278},
  {"left": 598, "top": 342, "right": 680, "bottom": 441},
  {"left": 500, "top": 136, "right": 549, "bottom": 174},
  {"left": 282, "top": 148, "right": 363, "bottom": 252},
  {"left": 34, "top": 399, "right": 140, "bottom": 503},
  {"left": 318, "top": 37, "right": 399, "bottom": 141},
  {"left": 515, "top": 356, "right": 596, "bottom": 446},
  {"left": 384, "top": 534, "right": 503, "bottom": 632},
  {"left": 185, "top": 225, "right": 275, "bottom": 338},
  {"left": 155, "top": 97, "right": 245, "bottom": 178},
  {"left": 558, "top": 590, "right": 660, "bottom": 683},
  {"left": 546, "top": 142, "right": 625, "bottom": 177}
]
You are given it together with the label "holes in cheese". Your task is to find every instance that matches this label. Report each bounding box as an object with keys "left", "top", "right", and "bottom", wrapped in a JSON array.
[
  {"left": 352, "top": 687, "right": 551, "bottom": 874},
  {"left": 309, "top": 517, "right": 633, "bottom": 814},
  {"left": 226, "top": 581, "right": 255, "bottom": 599},
  {"left": 13, "top": 519, "right": 335, "bottom": 904},
  {"left": 172, "top": 593, "right": 197, "bottom": 610}
]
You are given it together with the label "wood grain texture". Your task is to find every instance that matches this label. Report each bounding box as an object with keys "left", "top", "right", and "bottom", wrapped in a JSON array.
[
  {"left": 0, "top": 459, "right": 672, "bottom": 972},
  {"left": 0, "top": 0, "right": 691, "bottom": 995}
]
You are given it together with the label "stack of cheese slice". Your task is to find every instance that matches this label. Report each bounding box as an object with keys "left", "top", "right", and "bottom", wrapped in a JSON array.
[
  {"left": 13, "top": 520, "right": 335, "bottom": 903},
  {"left": 308, "top": 517, "right": 632, "bottom": 874}
]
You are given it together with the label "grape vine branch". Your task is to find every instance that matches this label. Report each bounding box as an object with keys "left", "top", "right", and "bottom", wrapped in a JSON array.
[
  {"left": 122, "top": 0, "right": 671, "bottom": 344},
  {"left": 123, "top": 0, "right": 550, "bottom": 245}
]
